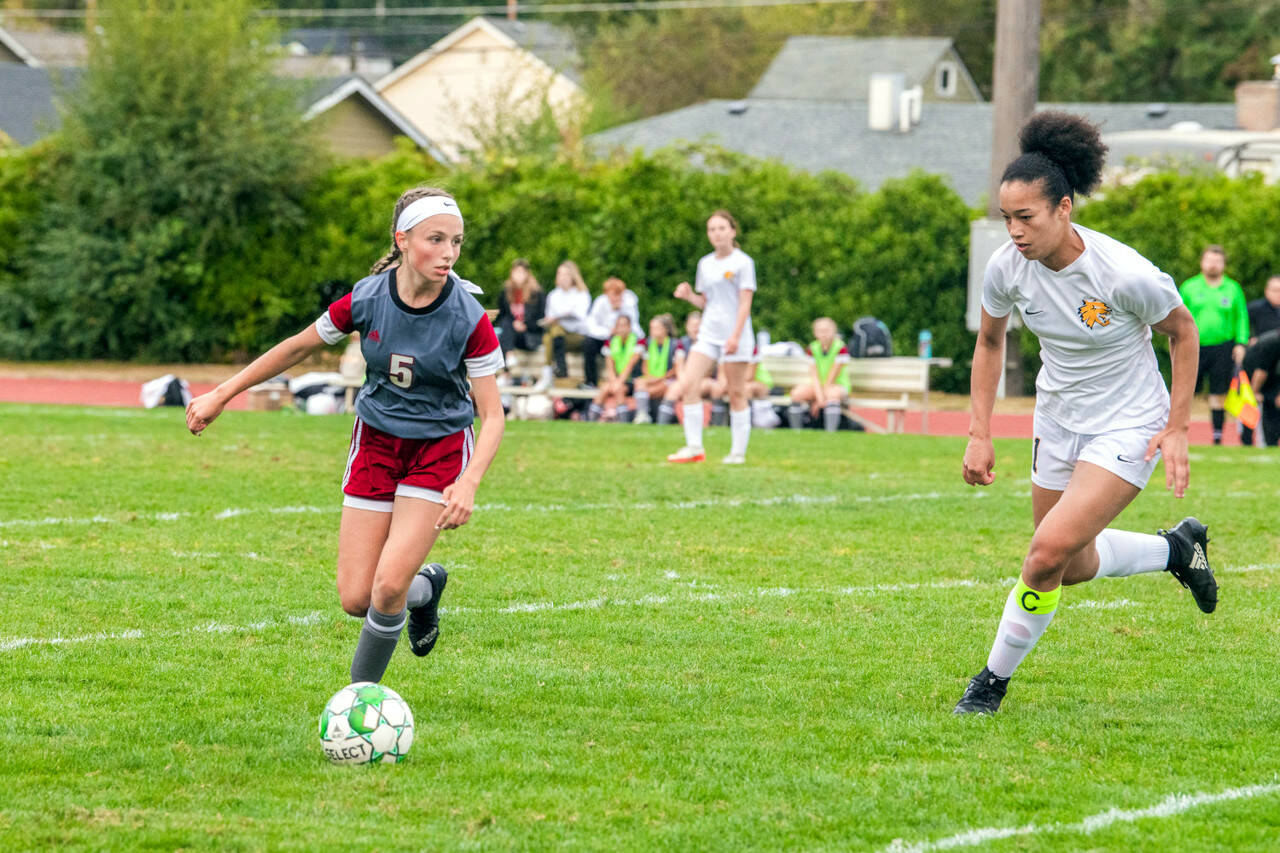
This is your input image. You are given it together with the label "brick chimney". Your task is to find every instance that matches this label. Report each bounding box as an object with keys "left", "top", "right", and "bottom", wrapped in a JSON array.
[
  {"left": 1236, "top": 81, "right": 1280, "bottom": 131},
  {"left": 1236, "top": 55, "right": 1280, "bottom": 131}
]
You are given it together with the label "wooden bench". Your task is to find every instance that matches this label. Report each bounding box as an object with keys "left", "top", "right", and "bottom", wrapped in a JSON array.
[{"left": 757, "top": 355, "right": 952, "bottom": 434}]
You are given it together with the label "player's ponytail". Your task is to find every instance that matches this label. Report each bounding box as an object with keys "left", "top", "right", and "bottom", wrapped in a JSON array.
[
  {"left": 370, "top": 186, "right": 456, "bottom": 274},
  {"left": 1001, "top": 111, "right": 1107, "bottom": 204}
]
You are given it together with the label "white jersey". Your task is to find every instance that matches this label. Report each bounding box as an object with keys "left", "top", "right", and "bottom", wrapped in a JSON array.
[
  {"left": 694, "top": 248, "right": 755, "bottom": 347},
  {"left": 982, "top": 224, "right": 1183, "bottom": 434}
]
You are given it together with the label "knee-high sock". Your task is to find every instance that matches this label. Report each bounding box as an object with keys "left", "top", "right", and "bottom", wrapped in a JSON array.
[
  {"left": 1093, "top": 529, "right": 1170, "bottom": 578},
  {"left": 729, "top": 407, "right": 751, "bottom": 456},
  {"left": 350, "top": 605, "right": 406, "bottom": 684},
  {"left": 986, "top": 580, "right": 1059, "bottom": 679},
  {"left": 1212, "top": 408, "right": 1225, "bottom": 443},
  {"left": 683, "top": 402, "right": 704, "bottom": 448},
  {"left": 657, "top": 401, "right": 676, "bottom": 425},
  {"left": 634, "top": 389, "right": 650, "bottom": 416}
]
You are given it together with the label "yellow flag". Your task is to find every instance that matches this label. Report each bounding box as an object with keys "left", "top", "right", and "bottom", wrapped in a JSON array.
[{"left": 1225, "top": 370, "right": 1260, "bottom": 429}]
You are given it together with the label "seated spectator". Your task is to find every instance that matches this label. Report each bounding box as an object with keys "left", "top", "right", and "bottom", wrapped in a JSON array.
[
  {"left": 633, "top": 314, "right": 679, "bottom": 423},
  {"left": 583, "top": 276, "right": 640, "bottom": 388},
  {"left": 540, "top": 260, "right": 592, "bottom": 383},
  {"left": 588, "top": 315, "right": 644, "bottom": 421},
  {"left": 788, "top": 317, "right": 851, "bottom": 431},
  {"left": 494, "top": 259, "right": 545, "bottom": 380}
]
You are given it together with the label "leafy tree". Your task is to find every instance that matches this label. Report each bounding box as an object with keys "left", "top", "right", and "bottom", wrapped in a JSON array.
[{"left": 1, "top": 0, "right": 318, "bottom": 361}]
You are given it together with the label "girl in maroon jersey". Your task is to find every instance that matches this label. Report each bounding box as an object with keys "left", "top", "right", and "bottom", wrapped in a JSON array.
[{"left": 186, "top": 187, "right": 505, "bottom": 684}]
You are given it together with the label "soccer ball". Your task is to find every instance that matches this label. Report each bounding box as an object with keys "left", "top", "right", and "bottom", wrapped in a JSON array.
[{"left": 319, "top": 682, "right": 415, "bottom": 765}]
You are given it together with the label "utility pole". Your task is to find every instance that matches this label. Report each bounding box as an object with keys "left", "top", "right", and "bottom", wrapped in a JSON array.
[
  {"left": 987, "top": 0, "right": 1040, "bottom": 396},
  {"left": 987, "top": 0, "right": 1041, "bottom": 217},
  {"left": 507, "top": 0, "right": 518, "bottom": 21}
]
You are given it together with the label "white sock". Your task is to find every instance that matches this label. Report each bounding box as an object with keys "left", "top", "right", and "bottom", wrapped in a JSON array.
[
  {"left": 985, "top": 581, "right": 1059, "bottom": 679},
  {"left": 729, "top": 407, "right": 750, "bottom": 456},
  {"left": 682, "top": 403, "right": 703, "bottom": 448},
  {"left": 1093, "top": 529, "right": 1170, "bottom": 578}
]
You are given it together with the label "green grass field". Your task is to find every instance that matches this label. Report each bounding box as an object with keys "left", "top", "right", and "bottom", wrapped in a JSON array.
[{"left": 2, "top": 403, "right": 1278, "bottom": 852}]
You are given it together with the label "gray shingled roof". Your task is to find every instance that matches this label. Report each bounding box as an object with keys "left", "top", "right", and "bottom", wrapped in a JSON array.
[
  {"left": 750, "top": 36, "right": 963, "bottom": 100},
  {"left": 484, "top": 17, "right": 581, "bottom": 86},
  {"left": 0, "top": 65, "right": 80, "bottom": 145},
  {"left": 588, "top": 100, "right": 1238, "bottom": 204}
]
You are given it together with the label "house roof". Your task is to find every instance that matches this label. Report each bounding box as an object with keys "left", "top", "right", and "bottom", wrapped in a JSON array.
[
  {"left": 303, "top": 74, "right": 449, "bottom": 161},
  {"left": 0, "top": 64, "right": 80, "bottom": 145},
  {"left": 484, "top": 17, "right": 582, "bottom": 85},
  {"left": 0, "top": 24, "right": 88, "bottom": 68},
  {"left": 588, "top": 99, "right": 1238, "bottom": 204},
  {"left": 376, "top": 16, "right": 582, "bottom": 92},
  {"left": 750, "top": 36, "right": 978, "bottom": 101}
]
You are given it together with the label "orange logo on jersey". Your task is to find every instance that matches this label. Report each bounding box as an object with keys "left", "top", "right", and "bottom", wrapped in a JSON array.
[
  {"left": 1078, "top": 299, "right": 1112, "bottom": 329},
  {"left": 723, "top": 270, "right": 734, "bottom": 280}
]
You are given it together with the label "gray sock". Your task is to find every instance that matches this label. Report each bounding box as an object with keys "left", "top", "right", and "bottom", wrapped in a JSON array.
[
  {"left": 350, "top": 605, "right": 406, "bottom": 684},
  {"left": 823, "top": 402, "right": 842, "bottom": 432},
  {"left": 657, "top": 401, "right": 676, "bottom": 425},
  {"left": 406, "top": 573, "right": 432, "bottom": 609}
]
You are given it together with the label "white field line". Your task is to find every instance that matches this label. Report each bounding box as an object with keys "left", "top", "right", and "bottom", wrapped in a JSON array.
[
  {"left": 882, "top": 781, "right": 1280, "bottom": 853},
  {"left": 0, "top": 611, "right": 324, "bottom": 653},
  {"left": 0, "top": 490, "right": 995, "bottom": 530},
  {"left": 4, "top": 562, "right": 1277, "bottom": 654}
]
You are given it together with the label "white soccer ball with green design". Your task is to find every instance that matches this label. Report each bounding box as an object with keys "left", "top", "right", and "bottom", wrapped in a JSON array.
[{"left": 319, "top": 682, "right": 415, "bottom": 764}]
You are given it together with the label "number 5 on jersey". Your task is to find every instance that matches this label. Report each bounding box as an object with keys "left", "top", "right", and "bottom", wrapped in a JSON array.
[{"left": 389, "top": 353, "right": 415, "bottom": 389}]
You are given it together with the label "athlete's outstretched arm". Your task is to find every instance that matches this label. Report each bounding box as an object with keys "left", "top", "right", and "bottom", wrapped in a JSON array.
[
  {"left": 963, "top": 308, "right": 1008, "bottom": 486},
  {"left": 437, "top": 374, "right": 505, "bottom": 530},
  {"left": 1147, "top": 305, "right": 1199, "bottom": 498},
  {"left": 186, "top": 325, "right": 327, "bottom": 435}
]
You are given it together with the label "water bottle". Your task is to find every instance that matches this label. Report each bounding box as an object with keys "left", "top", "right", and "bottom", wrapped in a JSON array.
[{"left": 918, "top": 329, "right": 932, "bottom": 359}]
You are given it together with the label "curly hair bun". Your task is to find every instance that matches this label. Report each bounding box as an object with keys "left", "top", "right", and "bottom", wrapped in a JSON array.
[{"left": 1019, "top": 111, "right": 1107, "bottom": 198}]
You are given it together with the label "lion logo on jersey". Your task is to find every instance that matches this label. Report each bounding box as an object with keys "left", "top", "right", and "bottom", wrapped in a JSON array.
[{"left": 1078, "top": 299, "right": 1112, "bottom": 329}]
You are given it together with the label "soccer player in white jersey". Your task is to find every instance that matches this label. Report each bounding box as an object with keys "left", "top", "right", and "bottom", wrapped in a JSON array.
[
  {"left": 185, "top": 187, "right": 505, "bottom": 685},
  {"left": 661, "top": 209, "right": 757, "bottom": 464},
  {"left": 954, "top": 113, "right": 1217, "bottom": 715}
]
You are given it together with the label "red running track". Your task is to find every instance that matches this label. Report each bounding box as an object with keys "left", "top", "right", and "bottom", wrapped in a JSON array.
[{"left": 0, "top": 375, "right": 1246, "bottom": 445}]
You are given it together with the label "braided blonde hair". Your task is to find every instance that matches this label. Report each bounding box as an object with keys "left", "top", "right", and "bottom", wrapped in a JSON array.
[{"left": 370, "top": 186, "right": 456, "bottom": 274}]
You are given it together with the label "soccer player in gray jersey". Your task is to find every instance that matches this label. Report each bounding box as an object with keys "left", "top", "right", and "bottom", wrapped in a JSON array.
[{"left": 187, "top": 187, "right": 506, "bottom": 685}]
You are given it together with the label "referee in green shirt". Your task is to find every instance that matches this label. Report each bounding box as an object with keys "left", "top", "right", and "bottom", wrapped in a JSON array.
[{"left": 1180, "top": 244, "right": 1249, "bottom": 444}]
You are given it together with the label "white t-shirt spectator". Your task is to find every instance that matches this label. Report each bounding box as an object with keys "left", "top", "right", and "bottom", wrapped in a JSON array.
[
  {"left": 695, "top": 248, "right": 756, "bottom": 346},
  {"left": 982, "top": 224, "right": 1183, "bottom": 434},
  {"left": 586, "top": 290, "right": 640, "bottom": 340},
  {"left": 544, "top": 287, "right": 592, "bottom": 336}
]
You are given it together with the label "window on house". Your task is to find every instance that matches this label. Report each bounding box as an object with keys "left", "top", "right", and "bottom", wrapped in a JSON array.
[{"left": 935, "top": 61, "right": 958, "bottom": 97}]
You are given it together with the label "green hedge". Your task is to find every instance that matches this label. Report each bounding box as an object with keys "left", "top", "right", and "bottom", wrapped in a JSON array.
[
  {"left": 200, "top": 143, "right": 976, "bottom": 388},
  {"left": 11, "top": 144, "right": 1271, "bottom": 393}
]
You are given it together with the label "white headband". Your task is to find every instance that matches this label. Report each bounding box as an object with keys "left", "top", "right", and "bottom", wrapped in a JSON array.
[{"left": 396, "top": 196, "right": 463, "bottom": 234}]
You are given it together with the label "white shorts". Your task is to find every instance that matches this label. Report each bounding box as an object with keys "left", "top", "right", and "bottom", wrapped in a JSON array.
[
  {"left": 1031, "top": 409, "right": 1164, "bottom": 491},
  {"left": 691, "top": 337, "right": 755, "bottom": 364}
]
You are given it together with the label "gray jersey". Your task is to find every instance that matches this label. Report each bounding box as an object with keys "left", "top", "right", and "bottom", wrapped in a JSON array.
[{"left": 317, "top": 269, "right": 503, "bottom": 439}]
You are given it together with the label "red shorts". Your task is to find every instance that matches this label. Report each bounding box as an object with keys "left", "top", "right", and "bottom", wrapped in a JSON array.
[{"left": 341, "top": 418, "right": 474, "bottom": 512}]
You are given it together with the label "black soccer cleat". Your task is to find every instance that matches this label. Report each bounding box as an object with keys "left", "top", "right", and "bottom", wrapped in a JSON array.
[
  {"left": 953, "top": 667, "right": 1010, "bottom": 715},
  {"left": 1159, "top": 517, "right": 1217, "bottom": 614},
  {"left": 407, "top": 563, "right": 448, "bottom": 657}
]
